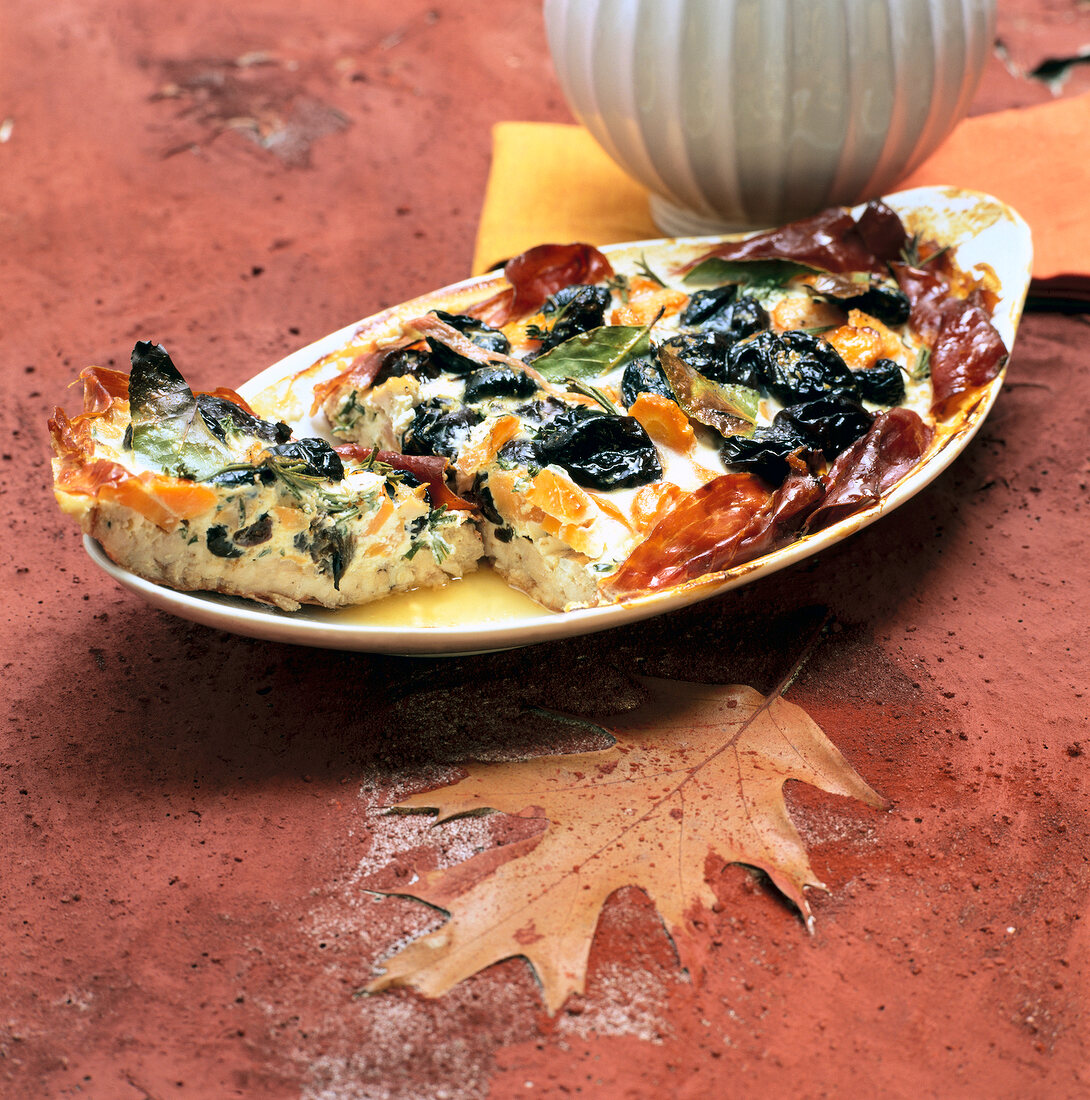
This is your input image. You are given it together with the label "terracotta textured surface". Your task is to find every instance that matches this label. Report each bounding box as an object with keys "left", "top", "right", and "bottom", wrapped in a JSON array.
[{"left": 4, "top": 2, "right": 1089, "bottom": 1097}]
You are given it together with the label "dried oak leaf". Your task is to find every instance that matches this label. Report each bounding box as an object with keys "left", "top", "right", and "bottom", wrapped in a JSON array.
[{"left": 368, "top": 677, "right": 886, "bottom": 1013}]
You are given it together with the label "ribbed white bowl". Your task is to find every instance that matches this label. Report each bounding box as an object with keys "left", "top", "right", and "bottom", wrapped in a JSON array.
[{"left": 545, "top": 0, "right": 996, "bottom": 234}]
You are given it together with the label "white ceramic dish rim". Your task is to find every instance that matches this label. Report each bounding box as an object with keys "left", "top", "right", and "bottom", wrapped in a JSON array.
[{"left": 83, "top": 187, "right": 1032, "bottom": 655}]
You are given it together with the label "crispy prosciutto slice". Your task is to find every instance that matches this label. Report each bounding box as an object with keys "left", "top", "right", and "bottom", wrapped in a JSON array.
[
  {"left": 679, "top": 201, "right": 908, "bottom": 277},
  {"left": 468, "top": 243, "right": 614, "bottom": 327},
  {"left": 806, "top": 408, "right": 933, "bottom": 531},
  {"left": 894, "top": 263, "right": 1008, "bottom": 415},
  {"left": 335, "top": 445, "right": 476, "bottom": 512}
]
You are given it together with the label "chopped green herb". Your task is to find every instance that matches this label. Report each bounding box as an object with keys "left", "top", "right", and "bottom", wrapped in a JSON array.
[
  {"left": 404, "top": 507, "right": 454, "bottom": 563},
  {"left": 605, "top": 273, "right": 631, "bottom": 303},
  {"left": 911, "top": 346, "right": 932, "bottom": 382}
]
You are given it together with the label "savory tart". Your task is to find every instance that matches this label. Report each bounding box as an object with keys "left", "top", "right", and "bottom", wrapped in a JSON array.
[{"left": 50, "top": 199, "right": 1010, "bottom": 615}]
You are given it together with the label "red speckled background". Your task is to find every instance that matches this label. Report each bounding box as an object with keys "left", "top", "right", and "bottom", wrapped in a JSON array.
[{"left": 3, "top": 1, "right": 1088, "bottom": 1096}]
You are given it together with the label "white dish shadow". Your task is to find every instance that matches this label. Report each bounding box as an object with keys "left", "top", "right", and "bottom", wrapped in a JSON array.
[{"left": 84, "top": 187, "right": 1032, "bottom": 655}]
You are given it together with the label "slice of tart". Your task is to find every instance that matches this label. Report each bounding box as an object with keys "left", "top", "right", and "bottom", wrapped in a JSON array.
[{"left": 49, "top": 342, "right": 480, "bottom": 611}]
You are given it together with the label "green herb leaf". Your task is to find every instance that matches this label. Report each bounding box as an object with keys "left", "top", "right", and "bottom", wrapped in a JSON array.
[
  {"left": 682, "top": 257, "right": 814, "bottom": 289},
  {"left": 605, "top": 273, "right": 631, "bottom": 303},
  {"left": 532, "top": 324, "right": 652, "bottom": 382},
  {"left": 911, "top": 346, "right": 932, "bottom": 382},
  {"left": 128, "top": 342, "right": 231, "bottom": 480}
]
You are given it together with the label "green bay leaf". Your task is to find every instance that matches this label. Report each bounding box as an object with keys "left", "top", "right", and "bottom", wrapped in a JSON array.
[
  {"left": 532, "top": 325, "right": 651, "bottom": 382},
  {"left": 682, "top": 257, "right": 815, "bottom": 289}
]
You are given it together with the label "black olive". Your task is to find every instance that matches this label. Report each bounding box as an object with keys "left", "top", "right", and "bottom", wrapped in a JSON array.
[
  {"left": 847, "top": 284, "right": 911, "bottom": 327},
  {"left": 196, "top": 394, "right": 291, "bottom": 445},
  {"left": 535, "top": 407, "right": 662, "bottom": 491},
  {"left": 265, "top": 438, "right": 345, "bottom": 481},
  {"left": 372, "top": 347, "right": 441, "bottom": 387},
  {"left": 234, "top": 513, "right": 273, "bottom": 546},
  {"left": 680, "top": 285, "right": 736, "bottom": 327},
  {"left": 402, "top": 400, "right": 483, "bottom": 459},
  {"left": 771, "top": 396, "right": 873, "bottom": 458},
  {"left": 855, "top": 357, "right": 906, "bottom": 406},
  {"left": 658, "top": 332, "right": 733, "bottom": 384},
  {"left": 621, "top": 355, "right": 675, "bottom": 408},
  {"left": 206, "top": 525, "right": 243, "bottom": 558},
  {"left": 535, "top": 285, "right": 612, "bottom": 352},
  {"left": 425, "top": 311, "right": 511, "bottom": 375},
  {"left": 462, "top": 366, "right": 538, "bottom": 403}
]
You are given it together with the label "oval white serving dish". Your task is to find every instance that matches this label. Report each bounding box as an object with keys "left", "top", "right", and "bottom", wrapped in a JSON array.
[{"left": 84, "top": 187, "right": 1031, "bottom": 655}]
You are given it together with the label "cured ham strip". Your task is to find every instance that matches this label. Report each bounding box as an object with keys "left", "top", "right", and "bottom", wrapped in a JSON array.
[
  {"left": 678, "top": 201, "right": 908, "bottom": 277},
  {"left": 405, "top": 314, "right": 566, "bottom": 397},
  {"left": 894, "top": 263, "right": 1008, "bottom": 415},
  {"left": 467, "top": 243, "right": 614, "bottom": 327},
  {"left": 310, "top": 347, "right": 390, "bottom": 412},
  {"left": 602, "top": 473, "right": 772, "bottom": 595},
  {"left": 79, "top": 366, "right": 130, "bottom": 414},
  {"left": 334, "top": 444, "right": 476, "bottom": 512},
  {"left": 806, "top": 408, "right": 933, "bottom": 531}
]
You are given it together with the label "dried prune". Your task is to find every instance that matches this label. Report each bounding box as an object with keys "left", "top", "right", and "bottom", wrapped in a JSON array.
[
  {"left": 402, "top": 400, "right": 483, "bottom": 459},
  {"left": 206, "top": 525, "right": 243, "bottom": 558},
  {"left": 266, "top": 438, "right": 345, "bottom": 481},
  {"left": 372, "top": 347, "right": 441, "bottom": 387},
  {"left": 536, "top": 406, "right": 662, "bottom": 491},
  {"left": 680, "top": 285, "right": 736, "bottom": 326},
  {"left": 621, "top": 355, "right": 675, "bottom": 407},
  {"left": 462, "top": 365, "right": 537, "bottom": 403},
  {"left": 535, "top": 284, "right": 612, "bottom": 351},
  {"left": 846, "top": 284, "right": 911, "bottom": 327},
  {"left": 683, "top": 289, "right": 769, "bottom": 340},
  {"left": 658, "top": 333, "right": 733, "bottom": 384},
  {"left": 721, "top": 395, "right": 873, "bottom": 484},
  {"left": 730, "top": 330, "right": 860, "bottom": 405},
  {"left": 773, "top": 396, "right": 873, "bottom": 458},
  {"left": 855, "top": 357, "right": 906, "bottom": 406}
]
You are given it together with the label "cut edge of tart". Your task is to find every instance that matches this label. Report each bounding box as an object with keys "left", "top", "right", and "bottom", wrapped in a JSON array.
[{"left": 49, "top": 343, "right": 481, "bottom": 612}]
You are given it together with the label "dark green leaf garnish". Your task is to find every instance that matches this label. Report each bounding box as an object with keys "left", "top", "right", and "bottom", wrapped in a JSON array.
[
  {"left": 910, "top": 346, "right": 932, "bottom": 382},
  {"left": 532, "top": 313, "right": 659, "bottom": 382},
  {"left": 682, "top": 258, "right": 814, "bottom": 291},
  {"left": 561, "top": 377, "right": 621, "bottom": 416},
  {"left": 128, "top": 342, "right": 231, "bottom": 480}
]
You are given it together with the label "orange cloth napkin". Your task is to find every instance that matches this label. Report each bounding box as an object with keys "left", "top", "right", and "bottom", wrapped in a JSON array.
[{"left": 474, "top": 94, "right": 1090, "bottom": 297}]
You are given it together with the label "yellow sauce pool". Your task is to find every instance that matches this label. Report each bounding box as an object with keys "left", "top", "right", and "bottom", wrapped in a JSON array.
[{"left": 308, "top": 565, "right": 553, "bottom": 629}]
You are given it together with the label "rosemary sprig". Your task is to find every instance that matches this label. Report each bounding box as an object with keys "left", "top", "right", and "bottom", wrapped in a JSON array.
[
  {"left": 562, "top": 376, "right": 622, "bottom": 415},
  {"left": 635, "top": 252, "right": 667, "bottom": 287}
]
